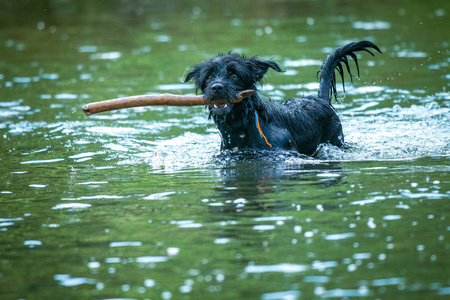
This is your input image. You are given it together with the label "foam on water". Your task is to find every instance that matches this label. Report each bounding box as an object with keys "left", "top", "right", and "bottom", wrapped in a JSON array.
[
  {"left": 335, "top": 103, "right": 449, "bottom": 161},
  {"left": 145, "top": 132, "right": 220, "bottom": 171}
]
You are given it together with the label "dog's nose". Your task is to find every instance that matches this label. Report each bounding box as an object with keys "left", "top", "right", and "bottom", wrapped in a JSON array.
[{"left": 211, "top": 83, "right": 224, "bottom": 93}]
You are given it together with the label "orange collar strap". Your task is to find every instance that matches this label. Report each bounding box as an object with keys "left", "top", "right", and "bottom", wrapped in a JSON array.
[{"left": 255, "top": 111, "right": 272, "bottom": 148}]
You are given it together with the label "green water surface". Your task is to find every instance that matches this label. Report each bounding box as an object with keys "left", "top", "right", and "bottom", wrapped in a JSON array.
[{"left": 0, "top": 0, "right": 449, "bottom": 299}]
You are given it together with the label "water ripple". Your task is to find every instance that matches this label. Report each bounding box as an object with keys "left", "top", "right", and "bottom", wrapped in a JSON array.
[
  {"left": 245, "top": 263, "right": 308, "bottom": 273},
  {"left": 52, "top": 203, "right": 92, "bottom": 210},
  {"left": 262, "top": 290, "right": 301, "bottom": 300},
  {"left": 353, "top": 20, "right": 391, "bottom": 30}
]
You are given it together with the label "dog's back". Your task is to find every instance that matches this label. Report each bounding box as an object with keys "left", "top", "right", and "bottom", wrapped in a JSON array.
[
  {"left": 244, "top": 41, "right": 381, "bottom": 155},
  {"left": 255, "top": 95, "right": 343, "bottom": 155}
]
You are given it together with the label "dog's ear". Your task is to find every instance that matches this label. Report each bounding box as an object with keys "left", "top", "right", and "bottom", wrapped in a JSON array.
[
  {"left": 184, "top": 67, "right": 198, "bottom": 83},
  {"left": 248, "top": 57, "right": 283, "bottom": 81}
]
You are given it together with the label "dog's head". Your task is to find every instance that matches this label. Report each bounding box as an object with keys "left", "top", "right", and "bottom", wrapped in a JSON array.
[{"left": 184, "top": 53, "right": 282, "bottom": 118}]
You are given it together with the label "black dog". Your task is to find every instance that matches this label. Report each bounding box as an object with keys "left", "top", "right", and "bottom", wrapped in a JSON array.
[{"left": 184, "top": 41, "right": 381, "bottom": 156}]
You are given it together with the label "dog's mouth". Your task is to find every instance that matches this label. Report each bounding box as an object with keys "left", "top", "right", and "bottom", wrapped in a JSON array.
[
  {"left": 203, "top": 89, "right": 235, "bottom": 116},
  {"left": 210, "top": 102, "right": 233, "bottom": 116},
  {"left": 213, "top": 103, "right": 229, "bottom": 109}
]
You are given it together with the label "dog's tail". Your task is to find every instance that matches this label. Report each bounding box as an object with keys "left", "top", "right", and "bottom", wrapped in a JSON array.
[{"left": 317, "top": 41, "right": 381, "bottom": 103}]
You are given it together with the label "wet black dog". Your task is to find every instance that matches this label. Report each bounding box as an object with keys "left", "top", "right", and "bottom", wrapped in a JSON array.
[{"left": 184, "top": 41, "right": 381, "bottom": 156}]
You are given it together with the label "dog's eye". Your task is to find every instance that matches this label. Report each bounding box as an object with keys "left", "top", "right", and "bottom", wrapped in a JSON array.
[
  {"left": 231, "top": 74, "right": 239, "bottom": 80},
  {"left": 207, "top": 75, "right": 213, "bottom": 81}
]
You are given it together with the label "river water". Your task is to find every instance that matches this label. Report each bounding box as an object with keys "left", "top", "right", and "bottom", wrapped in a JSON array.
[{"left": 0, "top": 0, "right": 449, "bottom": 299}]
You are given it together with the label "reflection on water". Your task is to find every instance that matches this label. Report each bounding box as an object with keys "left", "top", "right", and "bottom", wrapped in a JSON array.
[{"left": 1, "top": 0, "right": 449, "bottom": 299}]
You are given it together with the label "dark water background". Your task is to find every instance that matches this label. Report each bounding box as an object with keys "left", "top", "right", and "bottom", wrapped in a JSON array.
[{"left": 0, "top": 0, "right": 449, "bottom": 299}]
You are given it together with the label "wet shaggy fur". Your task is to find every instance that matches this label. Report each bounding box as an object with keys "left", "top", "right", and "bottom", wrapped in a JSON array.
[{"left": 184, "top": 41, "right": 381, "bottom": 156}]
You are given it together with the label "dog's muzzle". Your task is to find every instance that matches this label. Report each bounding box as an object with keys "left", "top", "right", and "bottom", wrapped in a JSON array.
[
  {"left": 205, "top": 82, "right": 228, "bottom": 101},
  {"left": 211, "top": 83, "right": 224, "bottom": 94},
  {"left": 203, "top": 81, "right": 237, "bottom": 116}
]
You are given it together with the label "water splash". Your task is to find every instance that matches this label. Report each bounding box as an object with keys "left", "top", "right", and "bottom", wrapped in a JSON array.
[{"left": 146, "top": 132, "right": 220, "bottom": 171}]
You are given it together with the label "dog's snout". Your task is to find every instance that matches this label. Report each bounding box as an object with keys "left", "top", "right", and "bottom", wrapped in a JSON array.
[{"left": 211, "top": 83, "right": 224, "bottom": 93}]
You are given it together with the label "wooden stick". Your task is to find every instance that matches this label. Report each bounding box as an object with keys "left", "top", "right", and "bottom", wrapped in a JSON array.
[{"left": 82, "top": 90, "right": 254, "bottom": 116}]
